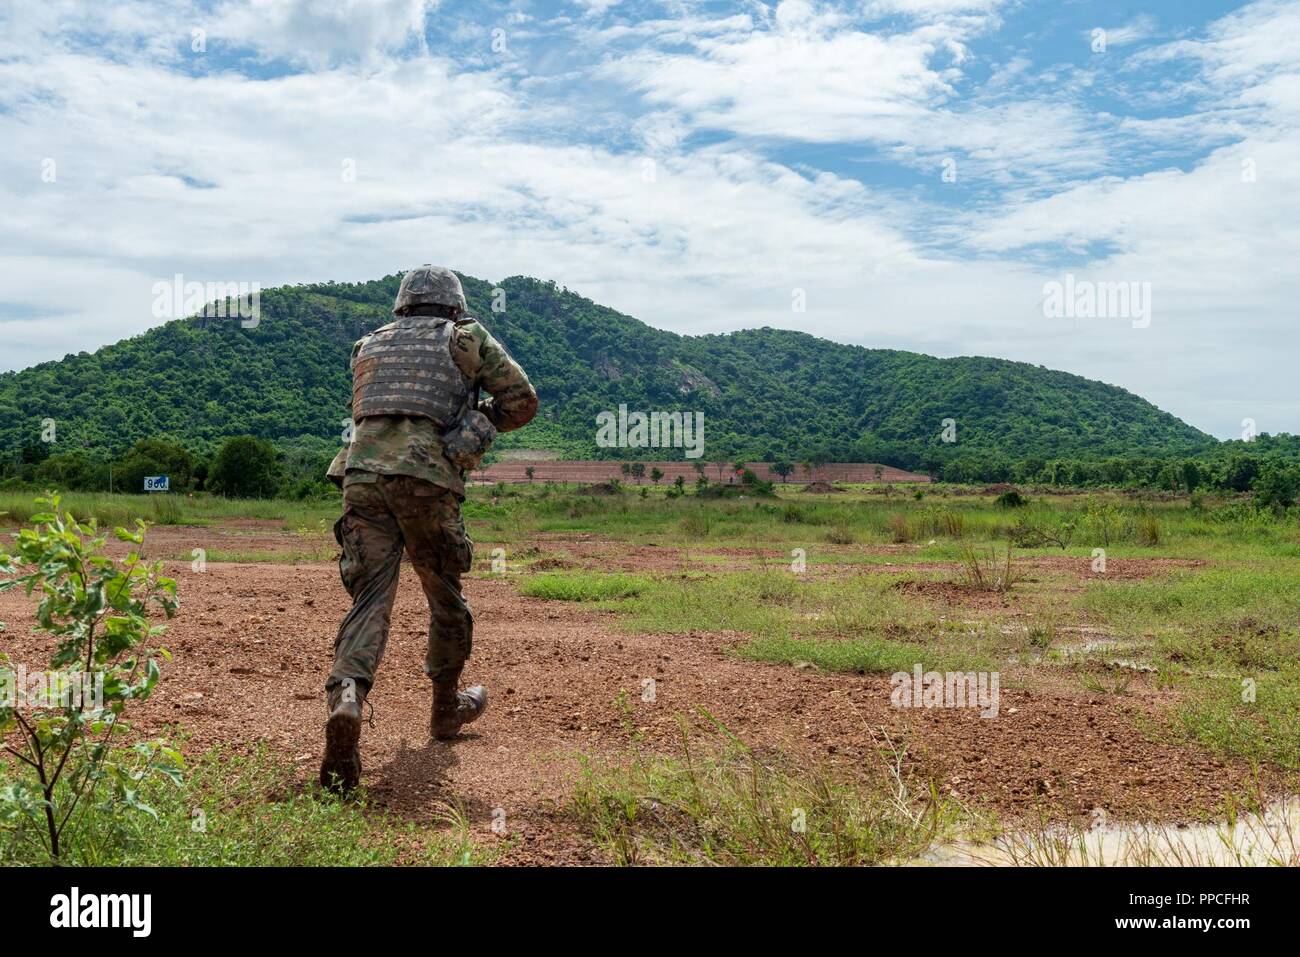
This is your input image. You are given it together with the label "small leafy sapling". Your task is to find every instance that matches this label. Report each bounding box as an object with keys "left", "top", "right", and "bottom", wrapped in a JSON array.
[{"left": 0, "top": 494, "right": 183, "bottom": 863}]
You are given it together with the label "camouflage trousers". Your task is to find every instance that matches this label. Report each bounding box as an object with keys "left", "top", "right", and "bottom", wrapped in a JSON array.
[{"left": 327, "top": 474, "right": 474, "bottom": 692}]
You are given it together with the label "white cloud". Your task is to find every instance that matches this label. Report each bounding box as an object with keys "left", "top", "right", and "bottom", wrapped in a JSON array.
[
  {"left": 208, "top": 0, "right": 438, "bottom": 66},
  {"left": 1090, "top": 15, "right": 1159, "bottom": 48}
]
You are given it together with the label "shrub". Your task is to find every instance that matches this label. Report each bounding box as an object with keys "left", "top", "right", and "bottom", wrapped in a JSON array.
[
  {"left": 0, "top": 494, "right": 181, "bottom": 864},
  {"left": 1137, "top": 513, "right": 1160, "bottom": 546},
  {"left": 680, "top": 512, "right": 712, "bottom": 538},
  {"left": 825, "top": 525, "right": 855, "bottom": 545},
  {"left": 956, "top": 544, "right": 1020, "bottom": 593}
]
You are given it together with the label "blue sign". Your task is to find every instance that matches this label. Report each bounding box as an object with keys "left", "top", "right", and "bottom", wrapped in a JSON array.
[{"left": 144, "top": 475, "right": 170, "bottom": 492}]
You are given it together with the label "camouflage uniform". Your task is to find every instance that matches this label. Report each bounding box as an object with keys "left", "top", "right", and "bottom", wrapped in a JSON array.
[{"left": 325, "top": 318, "right": 538, "bottom": 693}]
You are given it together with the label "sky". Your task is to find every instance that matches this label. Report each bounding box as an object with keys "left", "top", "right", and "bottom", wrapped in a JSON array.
[{"left": 1, "top": 0, "right": 1297, "bottom": 439}]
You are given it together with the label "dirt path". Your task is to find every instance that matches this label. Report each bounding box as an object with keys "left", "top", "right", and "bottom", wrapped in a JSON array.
[{"left": 0, "top": 549, "right": 1271, "bottom": 864}]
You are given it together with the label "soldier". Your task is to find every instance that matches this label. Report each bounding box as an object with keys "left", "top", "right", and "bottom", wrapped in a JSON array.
[{"left": 320, "top": 265, "right": 538, "bottom": 792}]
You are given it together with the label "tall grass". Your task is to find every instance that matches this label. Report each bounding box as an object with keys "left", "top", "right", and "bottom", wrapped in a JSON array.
[{"left": 572, "top": 722, "right": 962, "bottom": 865}]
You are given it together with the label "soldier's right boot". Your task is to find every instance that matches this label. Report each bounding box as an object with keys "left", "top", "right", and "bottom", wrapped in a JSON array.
[
  {"left": 431, "top": 678, "right": 487, "bottom": 740},
  {"left": 320, "top": 678, "right": 366, "bottom": 793}
]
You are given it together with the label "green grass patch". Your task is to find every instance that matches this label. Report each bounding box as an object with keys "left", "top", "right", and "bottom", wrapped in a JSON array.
[
  {"left": 0, "top": 490, "right": 339, "bottom": 530},
  {"left": 519, "top": 568, "right": 995, "bottom": 674},
  {"left": 176, "top": 548, "right": 334, "bottom": 564},
  {"left": 519, "top": 571, "right": 652, "bottom": 602},
  {"left": 1075, "top": 565, "right": 1300, "bottom": 768},
  {"left": 739, "top": 633, "right": 991, "bottom": 674}
]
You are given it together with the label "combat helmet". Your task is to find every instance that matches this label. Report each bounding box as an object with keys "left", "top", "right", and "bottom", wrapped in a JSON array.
[{"left": 393, "top": 264, "right": 467, "bottom": 315}]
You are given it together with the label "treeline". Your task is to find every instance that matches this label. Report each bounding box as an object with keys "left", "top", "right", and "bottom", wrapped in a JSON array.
[
  {"left": 905, "top": 434, "right": 1300, "bottom": 508},
  {"left": 0, "top": 435, "right": 340, "bottom": 499}
]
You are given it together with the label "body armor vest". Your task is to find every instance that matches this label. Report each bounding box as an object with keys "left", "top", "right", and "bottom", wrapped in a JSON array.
[{"left": 350, "top": 318, "right": 470, "bottom": 426}]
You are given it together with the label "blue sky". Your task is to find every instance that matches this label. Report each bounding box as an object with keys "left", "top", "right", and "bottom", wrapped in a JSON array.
[{"left": 2, "top": 0, "right": 1298, "bottom": 439}]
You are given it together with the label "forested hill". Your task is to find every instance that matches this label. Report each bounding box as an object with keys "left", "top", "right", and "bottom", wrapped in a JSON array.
[{"left": 0, "top": 271, "right": 1214, "bottom": 472}]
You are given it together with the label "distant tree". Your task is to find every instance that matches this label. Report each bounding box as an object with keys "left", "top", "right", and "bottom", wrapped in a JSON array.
[
  {"left": 650, "top": 467, "right": 664, "bottom": 486},
  {"left": 1252, "top": 464, "right": 1300, "bottom": 511},
  {"left": 713, "top": 459, "right": 728, "bottom": 482},
  {"left": 1156, "top": 463, "right": 1181, "bottom": 493},
  {"left": 772, "top": 461, "right": 794, "bottom": 484},
  {"left": 525, "top": 466, "right": 536, "bottom": 482},
  {"left": 873, "top": 465, "right": 884, "bottom": 482},
  {"left": 674, "top": 475, "right": 685, "bottom": 493},
  {"left": 208, "top": 435, "right": 281, "bottom": 498},
  {"left": 630, "top": 462, "right": 646, "bottom": 485},
  {"left": 114, "top": 438, "right": 195, "bottom": 494},
  {"left": 1218, "top": 454, "right": 1261, "bottom": 492},
  {"left": 620, "top": 463, "right": 632, "bottom": 480},
  {"left": 692, "top": 462, "right": 706, "bottom": 478},
  {"left": 33, "top": 452, "right": 105, "bottom": 492},
  {"left": 20, "top": 443, "right": 51, "bottom": 465}
]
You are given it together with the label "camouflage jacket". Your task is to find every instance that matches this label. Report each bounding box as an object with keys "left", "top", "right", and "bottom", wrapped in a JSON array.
[{"left": 328, "top": 318, "right": 538, "bottom": 496}]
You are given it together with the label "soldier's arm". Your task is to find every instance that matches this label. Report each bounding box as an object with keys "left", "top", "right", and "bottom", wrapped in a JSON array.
[
  {"left": 327, "top": 337, "right": 366, "bottom": 485},
  {"left": 452, "top": 321, "right": 539, "bottom": 433},
  {"left": 346, "top": 338, "right": 364, "bottom": 413}
]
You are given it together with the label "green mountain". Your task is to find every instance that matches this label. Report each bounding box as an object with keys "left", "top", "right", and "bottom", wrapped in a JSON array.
[{"left": 0, "top": 271, "right": 1215, "bottom": 476}]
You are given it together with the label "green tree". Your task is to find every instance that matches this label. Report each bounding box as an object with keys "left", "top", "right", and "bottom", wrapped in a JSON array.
[
  {"left": 208, "top": 436, "right": 281, "bottom": 498},
  {"left": 114, "top": 438, "right": 194, "bottom": 494},
  {"left": 650, "top": 467, "right": 664, "bottom": 486},
  {"left": 1253, "top": 463, "right": 1300, "bottom": 511},
  {"left": 34, "top": 452, "right": 105, "bottom": 492},
  {"left": 630, "top": 462, "right": 646, "bottom": 485}
]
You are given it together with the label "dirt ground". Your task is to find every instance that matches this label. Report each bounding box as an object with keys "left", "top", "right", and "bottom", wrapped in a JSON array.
[{"left": 0, "top": 524, "right": 1274, "bottom": 864}]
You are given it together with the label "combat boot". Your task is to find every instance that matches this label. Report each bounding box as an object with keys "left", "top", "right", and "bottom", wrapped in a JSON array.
[
  {"left": 320, "top": 678, "right": 366, "bottom": 793},
  {"left": 431, "top": 679, "right": 487, "bottom": 740}
]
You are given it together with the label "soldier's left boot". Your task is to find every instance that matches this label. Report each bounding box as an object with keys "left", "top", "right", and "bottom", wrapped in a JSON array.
[
  {"left": 431, "top": 678, "right": 487, "bottom": 740},
  {"left": 320, "top": 678, "right": 366, "bottom": 793}
]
